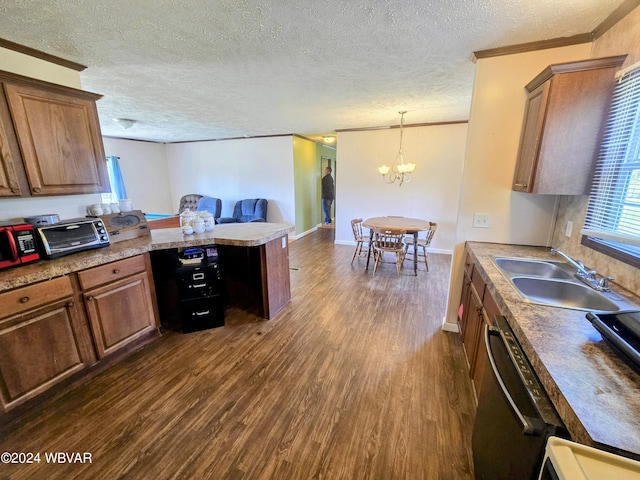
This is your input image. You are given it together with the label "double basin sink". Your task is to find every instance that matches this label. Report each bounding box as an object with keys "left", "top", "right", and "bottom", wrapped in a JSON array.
[{"left": 492, "top": 257, "right": 638, "bottom": 313}]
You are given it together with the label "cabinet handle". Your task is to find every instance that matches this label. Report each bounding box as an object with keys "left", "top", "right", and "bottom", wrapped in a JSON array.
[
  {"left": 32, "top": 187, "right": 41, "bottom": 193},
  {"left": 514, "top": 183, "right": 528, "bottom": 188},
  {"left": 10, "top": 187, "right": 20, "bottom": 194},
  {"left": 113, "top": 269, "right": 120, "bottom": 274},
  {"left": 86, "top": 295, "right": 93, "bottom": 301},
  {"left": 19, "top": 296, "right": 29, "bottom": 303},
  {"left": 67, "top": 301, "right": 74, "bottom": 308}
]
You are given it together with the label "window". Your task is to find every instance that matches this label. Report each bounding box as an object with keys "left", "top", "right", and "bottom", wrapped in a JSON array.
[
  {"left": 101, "top": 155, "right": 128, "bottom": 204},
  {"left": 582, "top": 63, "right": 640, "bottom": 267}
]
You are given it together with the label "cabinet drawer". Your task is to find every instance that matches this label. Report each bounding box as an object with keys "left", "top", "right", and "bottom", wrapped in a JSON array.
[
  {"left": 0, "top": 276, "right": 73, "bottom": 319},
  {"left": 77, "top": 255, "right": 147, "bottom": 290}
]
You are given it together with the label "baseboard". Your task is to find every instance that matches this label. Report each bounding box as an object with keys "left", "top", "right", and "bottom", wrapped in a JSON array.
[
  {"left": 291, "top": 226, "right": 318, "bottom": 240},
  {"left": 441, "top": 318, "right": 459, "bottom": 333}
]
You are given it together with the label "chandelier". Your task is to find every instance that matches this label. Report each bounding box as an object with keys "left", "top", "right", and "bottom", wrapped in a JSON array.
[{"left": 378, "top": 111, "right": 415, "bottom": 186}]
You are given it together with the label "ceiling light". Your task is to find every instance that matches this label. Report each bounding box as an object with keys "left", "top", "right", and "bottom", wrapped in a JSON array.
[
  {"left": 113, "top": 118, "right": 137, "bottom": 130},
  {"left": 378, "top": 111, "right": 415, "bottom": 186},
  {"left": 323, "top": 136, "right": 335, "bottom": 144}
]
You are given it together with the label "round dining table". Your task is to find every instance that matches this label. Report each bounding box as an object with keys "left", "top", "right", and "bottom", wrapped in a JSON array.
[{"left": 362, "top": 216, "right": 433, "bottom": 275}]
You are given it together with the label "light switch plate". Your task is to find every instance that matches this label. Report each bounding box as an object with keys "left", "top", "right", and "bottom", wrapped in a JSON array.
[{"left": 473, "top": 213, "right": 491, "bottom": 229}]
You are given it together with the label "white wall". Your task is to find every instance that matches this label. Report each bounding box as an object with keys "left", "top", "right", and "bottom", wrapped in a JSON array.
[
  {"left": 0, "top": 46, "right": 81, "bottom": 89},
  {"left": 443, "top": 43, "right": 594, "bottom": 330},
  {"left": 102, "top": 137, "right": 173, "bottom": 214},
  {"left": 335, "top": 123, "right": 468, "bottom": 253},
  {"left": 164, "top": 136, "right": 295, "bottom": 222}
]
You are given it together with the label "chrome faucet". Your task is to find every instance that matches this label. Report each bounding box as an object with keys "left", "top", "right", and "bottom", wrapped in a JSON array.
[{"left": 550, "top": 249, "right": 614, "bottom": 292}]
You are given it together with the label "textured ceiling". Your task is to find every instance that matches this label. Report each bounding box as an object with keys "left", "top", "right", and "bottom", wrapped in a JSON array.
[{"left": 0, "top": 0, "right": 628, "bottom": 143}]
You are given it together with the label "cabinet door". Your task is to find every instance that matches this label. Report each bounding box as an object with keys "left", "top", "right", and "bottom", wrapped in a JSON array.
[
  {"left": 0, "top": 298, "right": 90, "bottom": 411},
  {"left": 512, "top": 81, "right": 550, "bottom": 192},
  {"left": 471, "top": 290, "right": 501, "bottom": 396},
  {"left": 458, "top": 270, "right": 472, "bottom": 337},
  {"left": 0, "top": 91, "right": 22, "bottom": 196},
  {"left": 3, "top": 82, "right": 109, "bottom": 196},
  {"left": 462, "top": 285, "right": 483, "bottom": 375},
  {"left": 84, "top": 272, "right": 158, "bottom": 358}
]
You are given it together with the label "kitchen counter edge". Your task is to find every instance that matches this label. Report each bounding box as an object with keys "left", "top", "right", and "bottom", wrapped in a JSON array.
[
  {"left": 0, "top": 223, "right": 295, "bottom": 292},
  {"left": 465, "top": 241, "right": 640, "bottom": 459}
]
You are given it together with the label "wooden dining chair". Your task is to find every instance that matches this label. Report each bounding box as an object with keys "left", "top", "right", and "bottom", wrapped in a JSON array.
[
  {"left": 403, "top": 222, "right": 437, "bottom": 271},
  {"left": 350, "top": 218, "right": 370, "bottom": 264},
  {"left": 373, "top": 227, "right": 406, "bottom": 276}
]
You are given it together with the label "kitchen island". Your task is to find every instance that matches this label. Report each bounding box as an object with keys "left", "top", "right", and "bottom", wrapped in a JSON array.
[
  {"left": 465, "top": 241, "right": 640, "bottom": 459},
  {"left": 150, "top": 222, "right": 295, "bottom": 319}
]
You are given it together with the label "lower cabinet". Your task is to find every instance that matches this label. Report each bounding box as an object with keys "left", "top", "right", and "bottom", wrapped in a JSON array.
[
  {"left": 459, "top": 252, "right": 502, "bottom": 396},
  {"left": 0, "top": 253, "right": 159, "bottom": 414},
  {"left": 78, "top": 254, "right": 159, "bottom": 358},
  {"left": 0, "top": 276, "right": 96, "bottom": 412}
]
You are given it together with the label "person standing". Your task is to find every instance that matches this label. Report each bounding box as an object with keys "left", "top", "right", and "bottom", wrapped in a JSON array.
[{"left": 321, "top": 166, "right": 335, "bottom": 225}]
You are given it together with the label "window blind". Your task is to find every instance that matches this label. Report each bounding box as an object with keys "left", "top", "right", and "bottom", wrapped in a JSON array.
[{"left": 582, "top": 64, "right": 640, "bottom": 249}]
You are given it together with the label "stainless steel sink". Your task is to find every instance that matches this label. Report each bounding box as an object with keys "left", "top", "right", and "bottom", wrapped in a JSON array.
[
  {"left": 511, "top": 276, "right": 620, "bottom": 312},
  {"left": 493, "top": 257, "right": 574, "bottom": 279},
  {"left": 491, "top": 256, "right": 639, "bottom": 313}
]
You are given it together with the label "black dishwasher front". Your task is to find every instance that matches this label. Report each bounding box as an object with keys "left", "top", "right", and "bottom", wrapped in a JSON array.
[{"left": 472, "top": 315, "right": 566, "bottom": 480}]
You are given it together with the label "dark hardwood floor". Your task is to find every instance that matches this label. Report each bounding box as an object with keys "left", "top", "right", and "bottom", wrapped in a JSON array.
[{"left": 0, "top": 228, "right": 476, "bottom": 480}]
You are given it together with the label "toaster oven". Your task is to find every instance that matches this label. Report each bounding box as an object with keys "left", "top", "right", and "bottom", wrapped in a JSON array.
[{"left": 36, "top": 217, "right": 110, "bottom": 259}]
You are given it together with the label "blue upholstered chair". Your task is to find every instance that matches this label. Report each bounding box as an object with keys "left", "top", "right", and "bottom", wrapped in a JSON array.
[
  {"left": 218, "top": 199, "right": 268, "bottom": 223},
  {"left": 196, "top": 196, "right": 222, "bottom": 222}
]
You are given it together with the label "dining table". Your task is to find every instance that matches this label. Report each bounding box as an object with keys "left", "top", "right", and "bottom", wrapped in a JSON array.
[{"left": 362, "top": 216, "right": 433, "bottom": 276}]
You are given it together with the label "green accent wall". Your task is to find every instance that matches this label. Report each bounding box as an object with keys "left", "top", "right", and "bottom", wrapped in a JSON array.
[{"left": 292, "top": 137, "right": 336, "bottom": 236}]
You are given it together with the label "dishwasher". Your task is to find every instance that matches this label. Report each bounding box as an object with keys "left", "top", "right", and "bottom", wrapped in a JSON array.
[{"left": 472, "top": 315, "right": 567, "bottom": 480}]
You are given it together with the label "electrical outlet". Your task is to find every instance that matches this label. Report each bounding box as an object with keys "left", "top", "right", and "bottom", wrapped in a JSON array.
[
  {"left": 473, "top": 213, "right": 491, "bottom": 229},
  {"left": 566, "top": 221, "right": 573, "bottom": 237}
]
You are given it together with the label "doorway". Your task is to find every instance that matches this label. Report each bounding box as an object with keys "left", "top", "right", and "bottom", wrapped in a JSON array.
[{"left": 320, "top": 155, "right": 335, "bottom": 229}]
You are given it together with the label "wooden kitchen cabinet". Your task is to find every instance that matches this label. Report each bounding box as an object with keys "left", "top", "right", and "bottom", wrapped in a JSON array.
[
  {"left": 0, "top": 276, "right": 96, "bottom": 412},
  {"left": 512, "top": 55, "right": 626, "bottom": 195},
  {"left": 458, "top": 252, "right": 502, "bottom": 398},
  {"left": 0, "top": 69, "right": 109, "bottom": 196},
  {"left": 80, "top": 254, "right": 160, "bottom": 358}
]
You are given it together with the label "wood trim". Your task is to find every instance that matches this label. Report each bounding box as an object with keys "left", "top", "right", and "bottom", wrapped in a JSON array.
[
  {"left": 473, "top": 34, "right": 593, "bottom": 61},
  {"left": 0, "top": 38, "right": 86, "bottom": 72},
  {"left": 525, "top": 55, "right": 627, "bottom": 92},
  {"left": 0, "top": 68, "right": 102, "bottom": 100},
  {"left": 168, "top": 133, "right": 293, "bottom": 144},
  {"left": 592, "top": 0, "right": 640, "bottom": 40},
  {"left": 581, "top": 235, "right": 640, "bottom": 269},
  {"left": 336, "top": 120, "right": 468, "bottom": 133},
  {"left": 474, "top": 0, "right": 640, "bottom": 60}
]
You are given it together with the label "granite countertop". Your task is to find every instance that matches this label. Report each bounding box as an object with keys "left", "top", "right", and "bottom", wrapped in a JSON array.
[
  {"left": 466, "top": 241, "right": 640, "bottom": 458},
  {"left": 0, "top": 222, "right": 294, "bottom": 293},
  {"left": 149, "top": 222, "right": 294, "bottom": 249}
]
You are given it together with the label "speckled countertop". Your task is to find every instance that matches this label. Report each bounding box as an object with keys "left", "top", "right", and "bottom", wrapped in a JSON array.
[
  {"left": 466, "top": 241, "right": 640, "bottom": 458},
  {"left": 0, "top": 223, "right": 294, "bottom": 293},
  {"left": 150, "top": 222, "right": 294, "bottom": 249}
]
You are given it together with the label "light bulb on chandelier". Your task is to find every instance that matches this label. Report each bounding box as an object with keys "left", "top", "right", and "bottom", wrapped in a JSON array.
[{"left": 377, "top": 111, "right": 416, "bottom": 186}]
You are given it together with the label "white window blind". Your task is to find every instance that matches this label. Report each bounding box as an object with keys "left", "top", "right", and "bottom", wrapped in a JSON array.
[{"left": 582, "top": 63, "right": 640, "bottom": 251}]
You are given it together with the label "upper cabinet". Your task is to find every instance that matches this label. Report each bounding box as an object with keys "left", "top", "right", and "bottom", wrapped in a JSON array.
[
  {"left": 0, "top": 70, "right": 109, "bottom": 197},
  {"left": 512, "top": 56, "right": 627, "bottom": 195}
]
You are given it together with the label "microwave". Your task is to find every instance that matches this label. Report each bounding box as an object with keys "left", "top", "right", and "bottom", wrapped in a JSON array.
[
  {"left": 0, "top": 223, "right": 40, "bottom": 269},
  {"left": 36, "top": 218, "right": 110, "bottom": 259}
]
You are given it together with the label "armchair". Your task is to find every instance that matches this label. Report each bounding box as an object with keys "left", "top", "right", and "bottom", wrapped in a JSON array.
[
  {"left": 178, "top": 194, "right": 203, "bottom": 214},
  {"left": 218, "top": 198, "right": 268, "bottom": 223},
  {"left": 196, "top": 196, "right": 222, "bottom": 222}
]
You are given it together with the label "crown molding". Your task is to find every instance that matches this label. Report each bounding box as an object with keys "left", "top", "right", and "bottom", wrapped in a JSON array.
[{"left": 0, "top": 37, "right": 86, "bottom": 71}]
